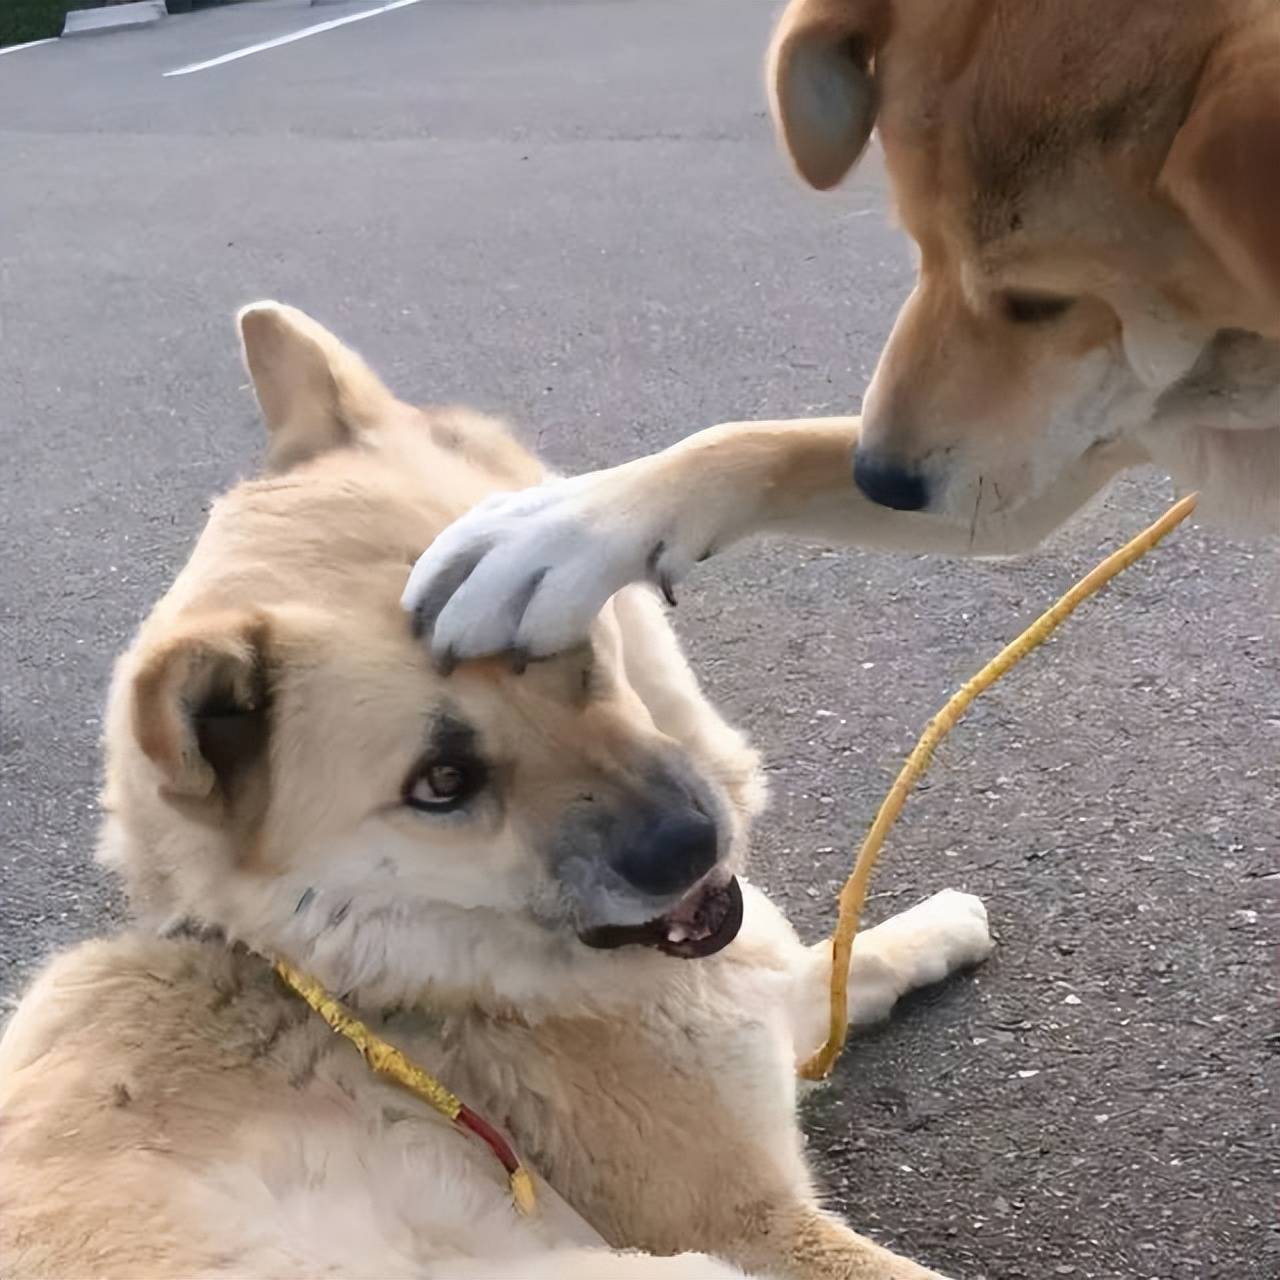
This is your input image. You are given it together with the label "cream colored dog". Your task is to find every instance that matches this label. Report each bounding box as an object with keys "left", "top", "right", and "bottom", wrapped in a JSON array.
[
  {"left": 400, "top": 0, "right": 1277, "bottom": 667},
  {"left": 0, "top": 304, "right": 993, "bottom": 1280}
]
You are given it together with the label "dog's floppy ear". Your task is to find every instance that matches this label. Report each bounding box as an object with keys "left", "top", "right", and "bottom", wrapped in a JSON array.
[
  {"left": 238, "top": 301, "right": 400, "bottom": 472},
  {"left": 131, "top": 611, "right": 272, "bottom": 826},
  {"left": 767, "top": 0, "right": 890, "bottom": 191},
  {"left": 1159, "top": 24, "right": 1280, "bottom": 317}
]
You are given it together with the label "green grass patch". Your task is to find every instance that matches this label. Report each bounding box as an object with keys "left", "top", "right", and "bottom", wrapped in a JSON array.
[
  {"left": 0, "top": 0, "right": 72, "bottom": 47},
  {"left": 0, "top": 1, "right": 238, "bottom": 47},
  {"left": 1, "top": 1, "right": 146, "bottom": 47}
]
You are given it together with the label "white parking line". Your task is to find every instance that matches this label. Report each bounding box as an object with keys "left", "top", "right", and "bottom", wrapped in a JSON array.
[
  {"left": 0, "top": 37, "right": 58, "bottom": 58},
  {"left": 163, "top": 0, "right": 426, "bottom": 78}
]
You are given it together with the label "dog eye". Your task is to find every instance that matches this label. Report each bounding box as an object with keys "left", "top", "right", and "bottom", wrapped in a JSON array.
[
  {"left": 1002, "top": 291, "right": 1075, "bottom": 324},
  {"left": 404, "top": 760, "right": 482, "bottom": 812}
]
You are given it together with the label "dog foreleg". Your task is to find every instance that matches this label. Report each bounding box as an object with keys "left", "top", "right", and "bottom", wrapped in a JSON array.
[
  {"left": 427, "top": 1248, "right": 753, "bottom": 1279},
  {"left": 789, "top": 890, "right": 994, "bottom": 1068},
  {"left": 731, "top": 1203, "right": 955, "bottom": 1280},
  {"left": 405, "top": 416, "right": 1142, "bottom": 664},
  {"left": 762, "top": 427, "right": 1147, "bottom": 554}
]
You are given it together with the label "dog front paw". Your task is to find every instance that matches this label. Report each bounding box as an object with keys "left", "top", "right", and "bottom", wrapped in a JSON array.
[
  {"left": 876, "top": 888, "right": 995, "bottom": 989},
  {"left": 401, "top": 447, "right": 713, "bottom": 667},
  {"left": 927, "top": 887, "right": 994, "bottom": 967},
  {"left": 403, "top": 476, "right": 646, "bottom": 666}
]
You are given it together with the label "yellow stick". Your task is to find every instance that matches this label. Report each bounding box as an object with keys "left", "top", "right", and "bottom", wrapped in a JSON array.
[{"left": 798, "top": 492, "right": 1199, "bottom": 1081}]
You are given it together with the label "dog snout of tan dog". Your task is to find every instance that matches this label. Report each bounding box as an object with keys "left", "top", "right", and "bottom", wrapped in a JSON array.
[
  {"left": 405, "top": 654, "right": 742, "bottom": 957},
  {"left": 770, "top": 0, "right": 1280, "bottom": 526},
  {"left": 386, "top": 650, "right": 739, "bottom": 955}
]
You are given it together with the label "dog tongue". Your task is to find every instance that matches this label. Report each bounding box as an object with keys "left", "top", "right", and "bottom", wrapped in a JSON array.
[
  {"left": 657, "top": 876, "right": 742, "bottom": 959},
  {"left": 660, "top": 879, "right": 732, "bottom": 944},
  {"left": 578, "top": 875, "right": 744, "bottom": 960}
]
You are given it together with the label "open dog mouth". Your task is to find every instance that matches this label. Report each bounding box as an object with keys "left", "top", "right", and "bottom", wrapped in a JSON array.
[{"left": 577, "top": 875, "right": 743, "bottom": 960}]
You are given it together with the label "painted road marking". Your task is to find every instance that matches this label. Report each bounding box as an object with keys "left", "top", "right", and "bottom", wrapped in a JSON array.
[
  {"left": 0, "top": 37, "right": 58, "bottom": 58},
  {"left": 164, "top": 0, "right": 426, "bottom": 78}
]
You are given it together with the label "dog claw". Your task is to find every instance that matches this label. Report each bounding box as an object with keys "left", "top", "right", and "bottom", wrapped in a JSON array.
[
  {"left": 659, "top": 572, "right": 677, "bottom": 608},
  {"left": 436, "top": 646, "right": 458, "bottom": 677},
  {"left": 510, "top": 648, "right": 530, "bottom": 675}
]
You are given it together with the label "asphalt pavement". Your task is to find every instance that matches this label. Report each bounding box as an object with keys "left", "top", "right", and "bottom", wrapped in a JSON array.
[{"left": 0, "top": 3, "right": 1276, "bottom": 1277}]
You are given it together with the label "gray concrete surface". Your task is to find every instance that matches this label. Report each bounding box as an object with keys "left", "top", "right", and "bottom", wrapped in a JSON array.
[
  {"left": 0, "top": 2, "right": 1275, "bottom": 1276},
  {"left": 62, "top": 1, "right": 168, "bottom": 38}
]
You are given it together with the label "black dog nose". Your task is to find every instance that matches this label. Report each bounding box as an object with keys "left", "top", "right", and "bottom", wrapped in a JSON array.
[
  {"left": 853, "top": 450, "right": 930, "bottom": 511},
  {"left": 613, "top": 808, "right": 718, "bottom": 897}
]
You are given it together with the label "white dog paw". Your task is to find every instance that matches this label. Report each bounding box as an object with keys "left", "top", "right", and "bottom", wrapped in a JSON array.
[
  {"left": 921, "top": 887, "right": 994, "bottom": 968},
  {"left": 402, "top": 467, "right": 687, "bottom": 667},
  {"left": 877, "top": 888, "right": 995, "bottom": 989}
]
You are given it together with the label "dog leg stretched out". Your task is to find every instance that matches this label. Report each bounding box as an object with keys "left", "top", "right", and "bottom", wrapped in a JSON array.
[{"left": 790, "top": 888, "right": 994, "bottom": 1067}]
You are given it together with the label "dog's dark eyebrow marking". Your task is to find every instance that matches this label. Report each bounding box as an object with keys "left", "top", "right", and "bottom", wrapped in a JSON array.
[
  {"left": 428, "top": 714, "right": 482, "bottom": 761},
  {"left": 404, "top": 712, "right": 494, "bottom": 811}
]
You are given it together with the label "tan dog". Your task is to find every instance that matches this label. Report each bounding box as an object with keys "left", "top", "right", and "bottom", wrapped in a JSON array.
[
  {"left": 400, "top": 0, "right": 1277, "bottom": 665},
  {"left": 0, "top": 304, "right": 993, "bottom": 1280}
]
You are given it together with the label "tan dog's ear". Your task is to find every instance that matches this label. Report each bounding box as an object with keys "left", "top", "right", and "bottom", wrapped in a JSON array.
[
  {"left": 131, "top": 612, "right": 272, "bottom": 828},
  {"left": 1159, "top": 23, "right": 1280, "bottom": 318},
  {"left": 767, "top": 0, "right": 890, "bottom": 190},
  {"left": 238, "top": 301, "right": 400, "bottom": 472}
]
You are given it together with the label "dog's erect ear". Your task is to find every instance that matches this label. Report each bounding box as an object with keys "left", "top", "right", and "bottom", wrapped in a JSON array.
[
  {"left": 767, "top": 0, "right": 890, "bottom": 191},
  {"left": 131, "top": 612, "right": 272, "bottom": 825},
  {"left": 238, "top": 301, "right": 400, "bottom": 472},
  {"left": 1159, "top": 23, "right": 1280, "bottom": 318}
]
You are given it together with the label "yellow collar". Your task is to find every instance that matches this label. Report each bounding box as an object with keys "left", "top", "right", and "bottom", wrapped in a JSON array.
[{"left": 274, "top": 958, "right": 537, "bottom": 1216}]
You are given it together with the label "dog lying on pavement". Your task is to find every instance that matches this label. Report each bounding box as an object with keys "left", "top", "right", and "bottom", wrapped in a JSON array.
[{"left": 0, "top": 303, "right": 993, "bottom": 1280}]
